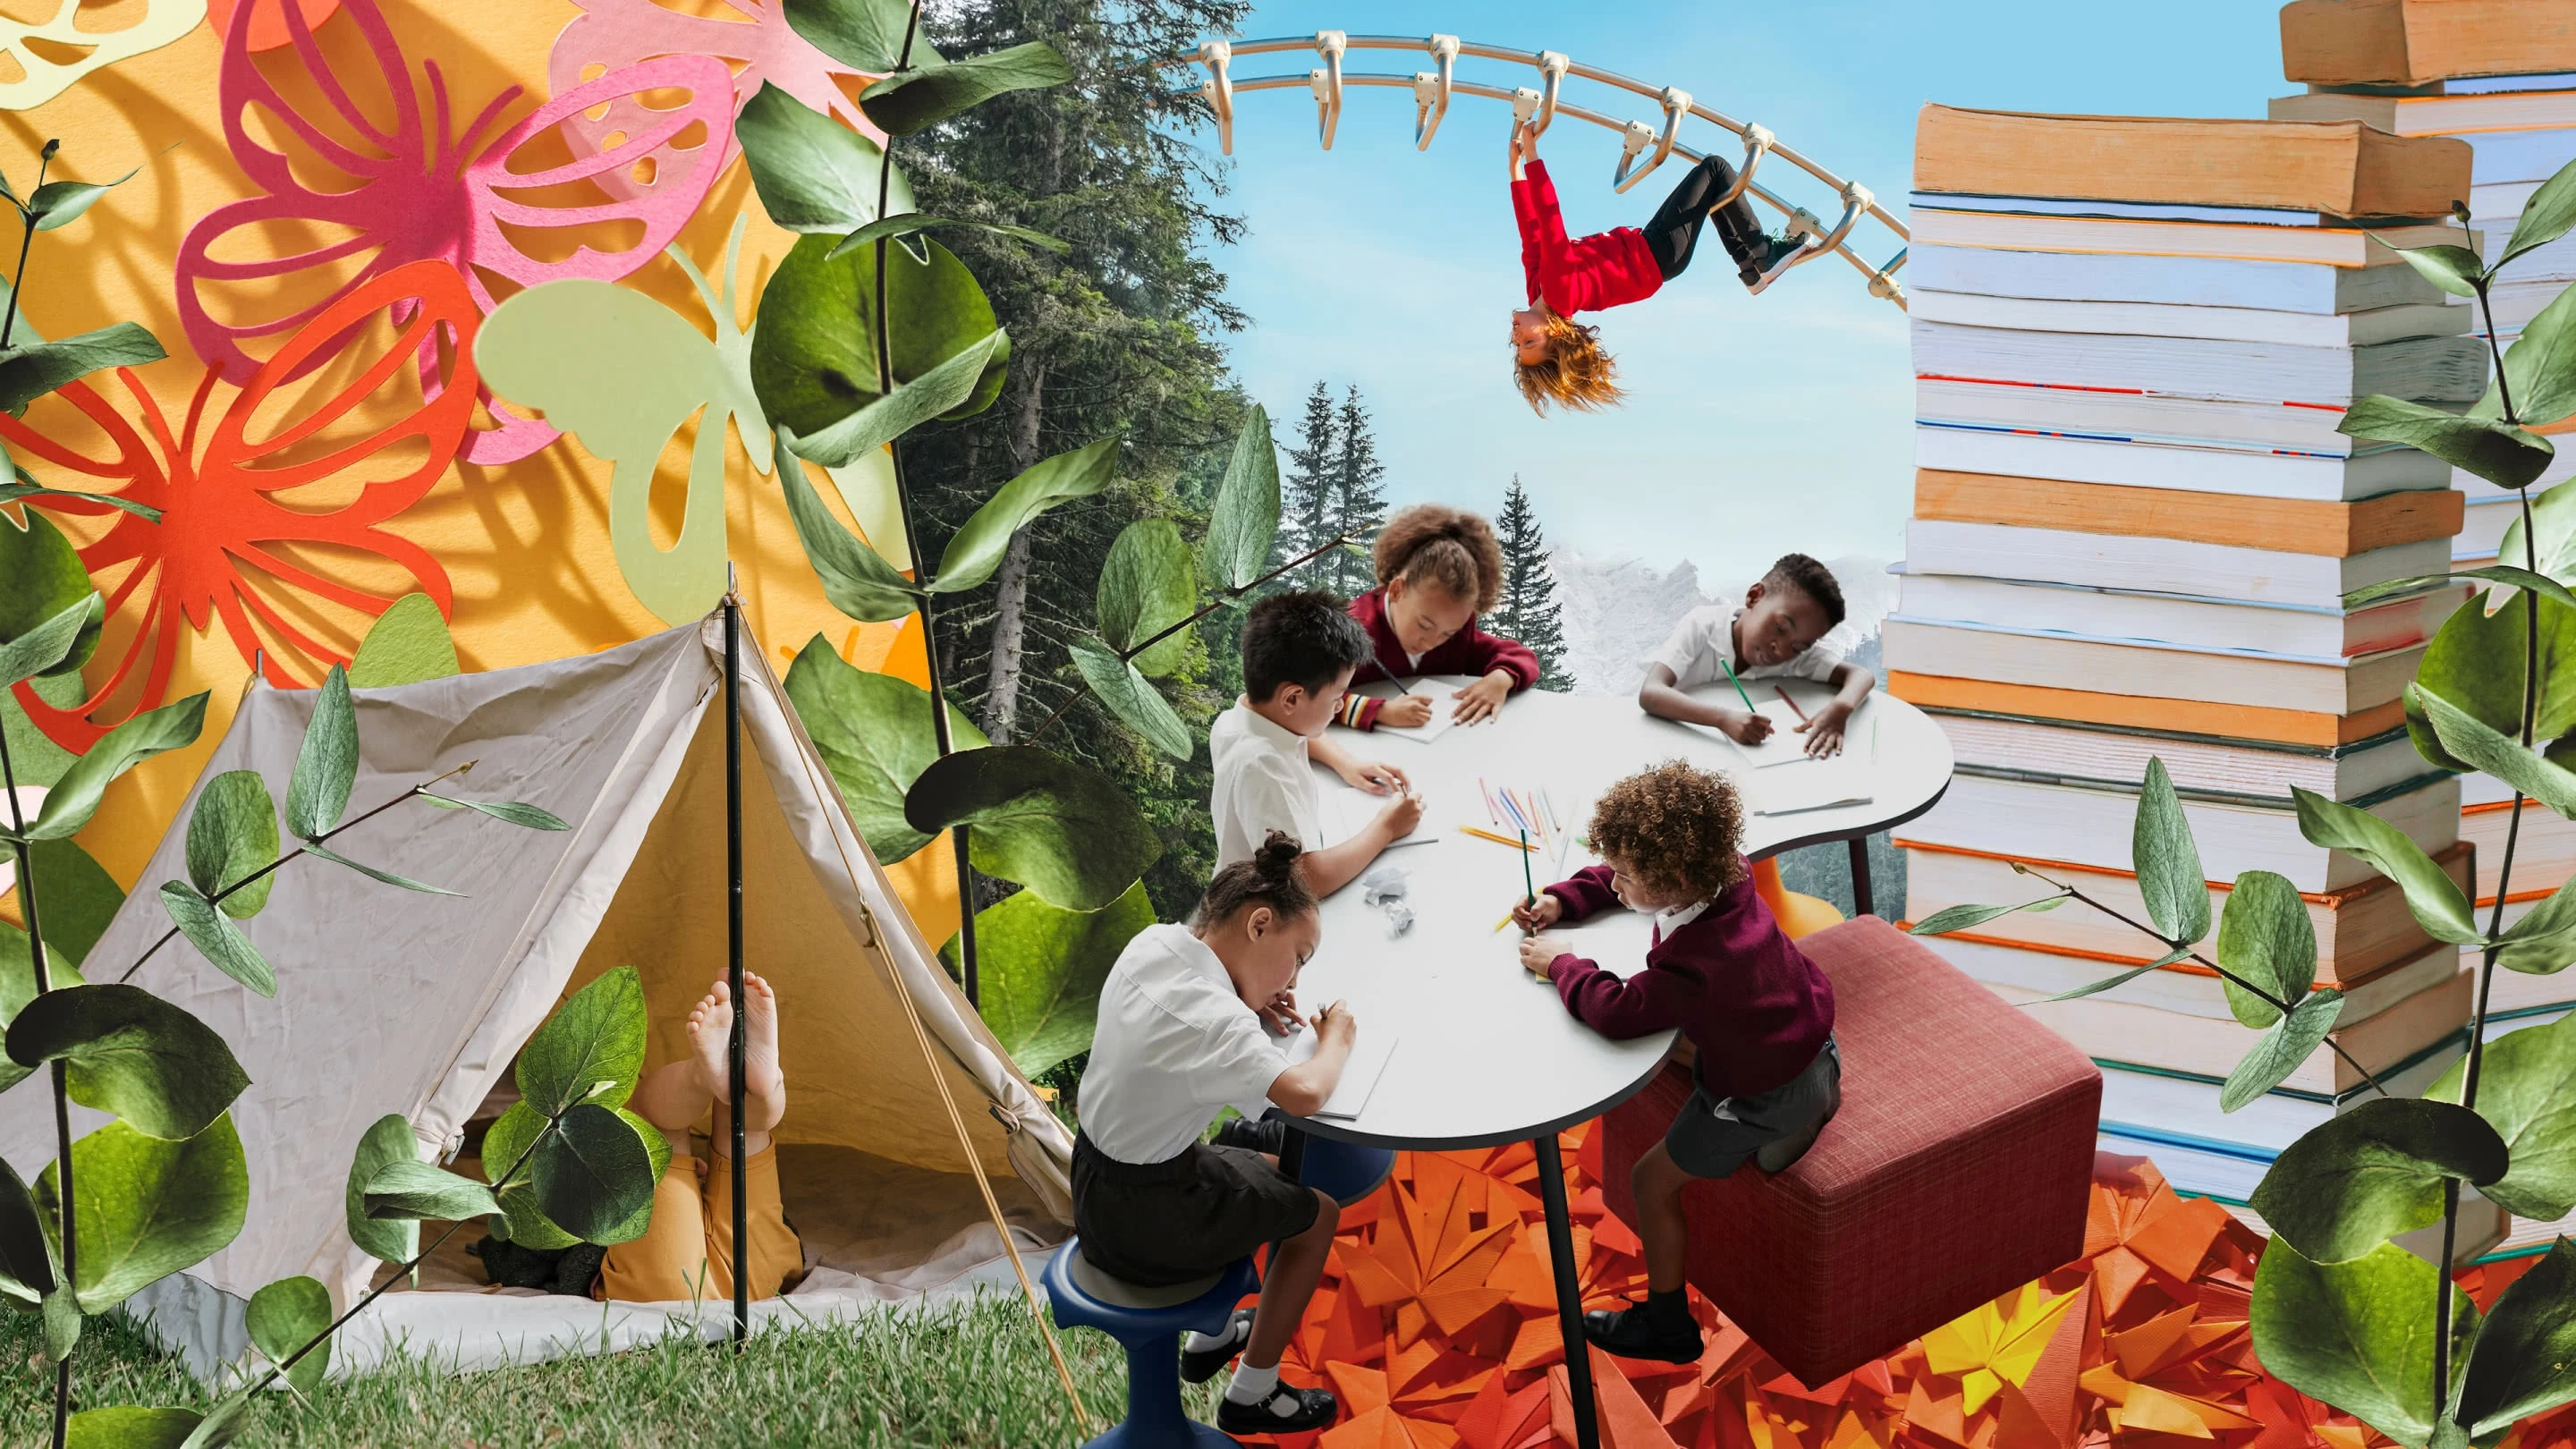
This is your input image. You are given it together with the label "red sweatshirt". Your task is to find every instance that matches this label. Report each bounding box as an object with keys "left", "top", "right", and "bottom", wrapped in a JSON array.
[
  {"left": 1334, "top": 587, "right": 1542, "bottom": 731},
  {"left": 1541, "top": 863, "right": 1835, "bottom": 1100},
  {"left": 1512, "top": 160, "right": 1664, "bottom": 317}
]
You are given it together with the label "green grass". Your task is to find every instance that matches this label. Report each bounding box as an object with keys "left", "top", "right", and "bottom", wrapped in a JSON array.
[{"left": 4, "top": 1291, "right": 1229, "bottom": 1447}]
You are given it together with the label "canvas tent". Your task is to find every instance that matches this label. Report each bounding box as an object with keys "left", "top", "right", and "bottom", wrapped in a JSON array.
[{"left": 0, "top": 614, "right": 1075, "bottom": 1377}]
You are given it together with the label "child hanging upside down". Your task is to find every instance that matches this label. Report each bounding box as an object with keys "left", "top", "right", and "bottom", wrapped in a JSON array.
[
  {"left": 1508, "top": 120, "right": 1804, "bottom": 414},
  {"left": 1512, "top": 763, "right": 1840, "bottom": 1363}
]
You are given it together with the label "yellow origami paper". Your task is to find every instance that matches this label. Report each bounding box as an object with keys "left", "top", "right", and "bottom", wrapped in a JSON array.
[
  {"left": 1919, "top": 1282, "right": 2078, "bottom": 1415},
  {"left": 1, "top": 0, "right": 206, "bottom": 111}
]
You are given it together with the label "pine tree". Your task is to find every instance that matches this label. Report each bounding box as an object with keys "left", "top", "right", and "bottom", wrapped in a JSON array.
[
  {"left": 1495, "top": 475, "right": 1572, "bottom": 691},
  {"left": 1326, "top": 384, "right": 1388, "bottom": 599},
  {"left": 1280, "top": 380, "right": 1338, "bottom": 589}
]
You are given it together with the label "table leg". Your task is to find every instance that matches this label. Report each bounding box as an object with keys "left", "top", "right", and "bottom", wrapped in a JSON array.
[
  {"left": 1534, "top": 1133, "right": 1602, "bottom": 1449},
  {"left": 1847, "top": 835, "right": 1873, "bottom": 919}
]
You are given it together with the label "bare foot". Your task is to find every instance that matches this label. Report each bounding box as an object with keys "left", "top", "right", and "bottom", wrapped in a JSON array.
[{"left": 687, "top": 977, "right": 784, "bottom": 1137}]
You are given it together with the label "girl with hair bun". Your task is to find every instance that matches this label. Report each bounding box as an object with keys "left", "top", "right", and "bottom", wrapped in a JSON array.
[
  {"left": 1072, "top": 832, "right": 1356, "bottom": 1435},
  {"left": 1335, "top": 503, "right": 1544, "bottom": 731}
]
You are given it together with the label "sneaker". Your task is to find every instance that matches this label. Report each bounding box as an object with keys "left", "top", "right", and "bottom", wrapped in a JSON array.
[
  {"left": 1211, "top": 1114, "right": 1287, "bottom": 1157},
  {"left": 1180, "top": 1309, "right": 1253, "bottom": 1385},
  {"left": 1737, "top": 233, "right": 1810, "bottom": 292},
  {"left": 1583, "top": 1300, "right": 1705, "bottom": 1364},
  {"left": 1216, "top": 1384, "right": 1340, "bottom": 1435}
]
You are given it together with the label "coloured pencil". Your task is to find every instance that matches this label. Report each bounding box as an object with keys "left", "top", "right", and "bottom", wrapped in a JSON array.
[
  {"left": 1520, "top": 828, "right": 1538, "bottom": 909},
  {"left": 1493, "top": 909, "right": 1517, "bottom": 932},
  {"left": 1541, "top": 788, "right": 1560, "bottom": 835},
  {"left": 1460, "top": 826, "right": 1535, "bottom": 852},
  {"left": 1479, "top": 777, "right": 1499, "bottom": 826},
  {"left": 1774, "top": 686, "right": 1811, "bottom": 724},
  {"left": 1716, "top": 656, "right": 1757, "bottom": 713}
]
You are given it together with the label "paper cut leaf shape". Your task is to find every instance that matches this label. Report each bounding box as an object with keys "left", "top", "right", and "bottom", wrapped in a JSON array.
[
  {"left": 201, "top": 0, "right": 334, "bottom": 52},
  {"left": 478, "top": 216, "right": 902, "bottom": 623},
  {"left": 175, "top": 0, "right": 735, "bottom": 466},
  {"left": 547, "top": 0, "right": 885, "bottom": 202},
  {"left": 2, "top": 259, "right": 479, "bottom": 752},
  {"left": 0, "top": 0, "right": 207, "bottom": 111}
]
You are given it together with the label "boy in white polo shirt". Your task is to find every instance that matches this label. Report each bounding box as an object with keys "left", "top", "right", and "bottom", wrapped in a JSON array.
[
  {"left": 1076, "top": 834, "right": 1358, "bottom": 1435},
  {"left": 1211, "top": 590, "right": 1424, "bottom": 895},
  {"left": 1638, "top": 553, "right": 1874, "bottom": 758}
]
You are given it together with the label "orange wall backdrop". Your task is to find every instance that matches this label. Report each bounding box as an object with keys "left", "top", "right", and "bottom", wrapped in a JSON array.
[{"left": 3, "top": 0, "right": 962, "bottom": 948}]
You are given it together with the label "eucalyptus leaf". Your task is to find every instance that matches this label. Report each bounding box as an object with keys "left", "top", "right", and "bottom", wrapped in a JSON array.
[
  {"left": 2503, "top": 155, "right": 2576, "bottom": 273},
  {"left": 2044, "top": 947, "right": 2192, "bottom": 1003},
  {"left": 0, "top": 593, "right": 97, "bottom": 691},
  {"left": 2393, "top": 567, "right": 2576, "bottom": 618},
  {"left": 1906, "top": 896, "right": 2070, "bottom": 936},
  {"left": 2221, "top": 990, "right": 2344, "bottom": 1112},
  {"left": 1201, "top": 403, "right": 1281, "bottom": 592},
  {"left": 1097, "top": 520, "right": 1198, "bottom": 675},
  {"left": 532, "top": 1102, "right": 656, "bottom": 1243},
  {"left": 783, "top": 634, "right": 986, "bottom": 864},
  {"left": 2249, "top": 1098, "right": 2508, "bottom": 1263},
  {"left": 2501, "top": 274, "right": 2576, "bottom": 428},
  {"left": 0, "top": 921, "right": 82, "bottom": 1093},
  {"left": 0, "top": 1155, "right": 54, "bottom": 1302},
  {"left": 2501, "top": 873, "right": 2576, "bottom": 974},
  {"left": 37, "top": 1115, "right": 248, "bottom": 1313},
  {"left": 44, "top": 1282, "right": 76, "bottom": 1360},
  {"left": 27, "top": 167, "right": 136, "bottom": 232},
  {"left": 0, "top": 482, "right": 162, "bottom": 522},
  {"left": 2457, "top": 1236, "right": 2576, "bottom": 1435},
  {"left": 859, "top": 43, "right": 1075, "bottom": 136},
  {"left": 2371, "top": 238, "right": 2484, "bottom": 299},
  {"left": 942, "top": 880, "right": 1152, "bottom": 1079},
  {"left": 25, "top": 836, "right": 124, "bottom": 970},
  {"left": 736, "top": 80, "right": 917, "bottom": 235},
  {"left": 2292, "top": 787, "right": 2481, "bottom": 944},
  {"left": 777, "top": 442, "right": 927, "bottom": 622},
  {"left": 597, "top": 1106, "right": 673, "bottom": 1245},
  {"left": 64, "top": 1407, "right": 206, "bottom": 1449},
  {"left": 905, "top": 745, "right": 1162, "bottom": 911},
  {"left": 935, "top": 438, "right": 1119, "bottom": 594},
  {"left": 779, "top": 328, "right": 1004, "bottom": 468},
  {"left": 829, "top": 214, "right": 1067, "bottom": 260},
  {"left": 2214, "top": 870, "right": 2317, "bottom": 1029},
  {"left": 5, "top": 985, "right": 249, "bottom": 1140},
  {"left": 2250, "top": 1236, "right": 2479, "bottom": 1447},
  {"left": 0, "top": 508, "right": 99, "bottom": 677},
  {"left": 344, "top": 1114, "right": 422, "bottom": 1266},
  {"left": 1070, "top": 640, "right": 1193, "bottom": 760},
  {"left": 2491, "top": 479, "right": 2576, "bottom": 601},
  {"left": 2431, "top": 1012, "right": 2576, "bottom": 1219},
  {"left": 304, "top": 842, "right": 460, "bottom": 895},
  {"left": 284, "top": 665, "right": 356, "bottom": 840},
  {"left": 345, "top": 593, "right": 458, "bottom": 688},
  {"left": 2413, "top": 682, "right": 2576, "bottom": 818},
  {"left": 413, "top": 794, "right": 566, "bottom": 831},
  {"left": 156, "top": 882, "right": 275, "bottom": 998},
  {"left": 2338, "top": 394, "right": 2555, "bottom": 490},
  {"left": 245, "top": 1274, "right": 333, "bottom": 1395},
  {"left": 750, "top": 233, "right": 1006, "bottom": 439},
  {"left": 361, "top": 1159, "right": 500, "bottom": 1223},
  {"left": 478, "top": 1100, "right": 547, "bottom": 1192},
  {"left": 175, "top": 1395, "right": 250, "bottom": 1449},
  {"left": 780, "top": 0, "right": 940, "bottom": 72},
  {"left": 2132, "top": 758, "right": 2208, "bottom": 944},
  {"left": 185, "top": 771, "right": 277, "bottom": 918},
  {"left": 515, "top": 965, "right": 648, "bottom": 1117},
  {"left": 2409, "top": 585, "right": 2576, "bottom": 773},
  {"left": 28, "top": 693, "right": 208, "bottom": 841},
  {"left": 0, "top": 323, "right": 166, "bottom": 415}
]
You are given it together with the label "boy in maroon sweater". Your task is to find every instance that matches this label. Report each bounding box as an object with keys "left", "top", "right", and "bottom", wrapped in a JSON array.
[
  {"left": 1513, "top": 762, "right": 1840, "bottom": 1363},
  {"left": 1335, "top": 504, "right": 1541, "bottom": 732}
]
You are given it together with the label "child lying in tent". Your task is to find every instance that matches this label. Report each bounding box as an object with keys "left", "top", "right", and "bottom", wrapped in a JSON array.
[{"left": 470, "top": 975, "right": 803, "bottom": 1303}]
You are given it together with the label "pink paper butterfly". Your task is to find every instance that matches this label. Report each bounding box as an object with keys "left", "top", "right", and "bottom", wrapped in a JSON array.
[
  {"left": 175, "top": 0, "right": 737, "bottom": 466},
  {"left": 547, "top": 0, "right": 885, "bottom": 202}
]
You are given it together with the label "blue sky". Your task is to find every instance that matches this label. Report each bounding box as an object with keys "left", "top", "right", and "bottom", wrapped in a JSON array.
[{"left": 1191, "top": 1, "right": 2290, "bottom": 581}]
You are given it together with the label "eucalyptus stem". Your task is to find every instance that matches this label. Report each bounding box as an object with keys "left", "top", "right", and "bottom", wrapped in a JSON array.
[
  {"left": 1, "top": 720, "right": 72, "bottom": 1448},
  {"left": 0, "top": 140, "right": 53, "bottom": 352}
]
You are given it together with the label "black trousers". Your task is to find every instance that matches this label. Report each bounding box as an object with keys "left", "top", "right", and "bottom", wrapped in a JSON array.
[{"left": 1641, "top": 153, "right": 1767, "bottom": 282}]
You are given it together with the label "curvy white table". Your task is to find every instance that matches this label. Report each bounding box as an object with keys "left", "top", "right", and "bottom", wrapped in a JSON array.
[{"left": 1278, "top": 681, "right": 1952, "bottom": 1449}]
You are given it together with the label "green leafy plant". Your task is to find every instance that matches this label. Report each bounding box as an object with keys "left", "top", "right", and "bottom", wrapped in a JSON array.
[{"left": 1910, "top": 165, "right": 2576, "bottom": 1446}]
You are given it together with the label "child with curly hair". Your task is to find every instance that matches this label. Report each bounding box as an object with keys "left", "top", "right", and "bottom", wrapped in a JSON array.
[
  {"left": 1509, "top": 121, "right": 1804, "bottom": 415},
  {"left": 1335, "top": 504, "right": 1542, "bottom": 732},
  {"left": 1511, "top": 762, "right": 1840, "bottom": 1364}
]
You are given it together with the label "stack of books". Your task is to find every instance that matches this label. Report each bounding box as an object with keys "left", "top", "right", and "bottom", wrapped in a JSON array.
[
  {"left": 2274, "top": 0, "right": 2576, "bottom": 570},
  {"left": 1890, "top": 105, "right": 2496, "bottom": 1250}
]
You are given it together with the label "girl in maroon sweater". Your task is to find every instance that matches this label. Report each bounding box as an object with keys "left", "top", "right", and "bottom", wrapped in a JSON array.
[
  {"left": 1512, "top": 762, "right": 1839, "bottom": 1365},
  {"left": 1507, "top": 122, "right": 1801, "bottom": 415},
  {"left": 1333, "top": 504, "right": 1542, "bottom": 731}
]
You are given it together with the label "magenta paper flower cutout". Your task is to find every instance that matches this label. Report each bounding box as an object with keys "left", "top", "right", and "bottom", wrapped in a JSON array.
[
  {"left": 175, "top": 0, "right": 737, "bottom": 466},
  {"left": 547, "top": 0, "right": 884, "bottom": 201}
]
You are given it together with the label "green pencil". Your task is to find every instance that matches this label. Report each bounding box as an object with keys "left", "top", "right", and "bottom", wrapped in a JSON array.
[
  {"left": 1520, "top": 828, "right": 1537, "bottom": 907},
  {"left": 1716, "top": 655, "right": 1758, "bottom": 713}
]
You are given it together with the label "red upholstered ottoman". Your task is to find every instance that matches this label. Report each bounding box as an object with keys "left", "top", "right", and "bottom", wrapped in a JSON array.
[{"left": 1601, "top": 916, "right": 2100, "bottom": 1386}]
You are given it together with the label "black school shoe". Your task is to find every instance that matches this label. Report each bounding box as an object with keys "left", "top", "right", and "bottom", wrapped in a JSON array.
[
  {"left": 1216, "top": 1384, "right": 1340, "bottom": 1436},
  {"left": 1584, "top": 1300, "right": 1707, "bottom": 1364},
  {"left": 1180, "top": 1309, "right": 1253, "bottom": 1384},
  {"left": 1211, "top": 1114, "right": 1287, "bottom": 1156}
]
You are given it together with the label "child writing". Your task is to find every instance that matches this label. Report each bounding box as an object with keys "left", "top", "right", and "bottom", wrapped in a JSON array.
[
  {"left": 1335, "top": 504, "right": 1541, "bottom": 732},
  {"left": 1508, "top": 120, "right": 1802, "bottom": 414},
  {"left": 1215, "top": 590, "right": 1425, "bottom": 896},
  {"left": 1077, "top": 834, "right": 1354, "bottom": 1435},
  {"left": 1638, "top": 553, "right": 1872, "bottom": 758},
  {"left": 1512, "top": 763, "right": 1840, "bottom": 1363}
]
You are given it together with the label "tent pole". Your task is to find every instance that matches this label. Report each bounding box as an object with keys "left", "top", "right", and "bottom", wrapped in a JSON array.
[{"left": 724, "top": 581, "right": 750, "bottom": 1346}]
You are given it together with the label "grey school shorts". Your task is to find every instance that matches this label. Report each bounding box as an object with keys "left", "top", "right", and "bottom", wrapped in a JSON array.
[{"left": 1665, "top": 1036, "right": 1842, "bottom": 1180}]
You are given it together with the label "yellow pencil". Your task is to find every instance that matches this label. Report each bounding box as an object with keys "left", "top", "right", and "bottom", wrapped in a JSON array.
[
  {"left": 1459, "top": 826, "right": 1537, "bottom": 852},
  {"left": 1493, "top": 909, "right": 1517, "bottom": 932}
]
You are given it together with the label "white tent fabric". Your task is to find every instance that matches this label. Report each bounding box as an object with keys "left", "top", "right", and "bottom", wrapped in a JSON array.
[{"left": 0, "top": 615, "right": 1075, "bottom": 1377}]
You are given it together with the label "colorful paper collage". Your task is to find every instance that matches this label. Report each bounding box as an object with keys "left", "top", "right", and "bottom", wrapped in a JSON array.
[
  {"left": 0, "top": 0, "right": 208, "bottom": 111},
  {"left": 1222, "top": 1136, "right": 2458, "bottom": 1449}
]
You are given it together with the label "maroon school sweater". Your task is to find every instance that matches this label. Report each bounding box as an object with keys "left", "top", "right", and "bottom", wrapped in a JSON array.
[
  {"left": 1512, "top": 160, "right": 1663, "bottom": 317},
  {"left": 1335, "top": 587, "right": 1543, "bottom": 731},
  {"left": 1541, "top": 862, "right": 1835, "bottom": 1099}
]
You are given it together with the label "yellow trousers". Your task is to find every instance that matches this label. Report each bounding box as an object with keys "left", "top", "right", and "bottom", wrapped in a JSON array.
[{"left": 595, "top": 1146, "right": 803, "bottom": 1305}]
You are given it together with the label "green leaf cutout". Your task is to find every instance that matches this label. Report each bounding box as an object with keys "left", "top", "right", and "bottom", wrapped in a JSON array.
[
  {"left": 2432, "top": 1012, "right": 2576, "bottom": 1219},
  {"left": 779, "top": 0, "right": 942, "bottom": 72},
  {"left": 245, "top": 1274, "right": 332, "bottom": 1395},
  {"left": 0, "top": 509, "right": 100, "bottom": 678},
  {"left": 2457, "top": 1236, "right": 2576, "bottom": 1436},
  {"left": 2250, "top": 1098, "right": 2508, "bottom": 1263},
  {"left": 346, "top": 593, "right": 459, "bottom": 688},
  {"left": 284, "top": 665, "right": 356, "bottom": 841},
  {"left": 904, "top": 745, "right": 1163, "bottom": 911},
  {"left": 516, "top": 965, "right": 648, "bottom": 1118},
  {"left": 30, "top": 693, "right": 208, "bottom": 842},
  {"left": 2221, "top": 990, "right": 2344, "bottom": 1112},
  {"left": 38, "top": 1114, "right": 248, "bottom": 1314},
  {"left": 2132, "top": 758, "right": 2208, "bottom": 944},
  {"left": 859, "top": 42, "right": 1074, "bottom": 136},
  {"left": 2292, "top": 788, "right": 2481, "bottom": 944},
  {"left": 942, "top": 879, "right": 1153, "bottom": 1079},
  {"left": 1071, "top": 639, "right": 1194, "bottom": 760},
  {"left": 156, "top": 882, "right": 275, "bottom": 998},
  {"left": 185, "top": 771, "right": 278, "bottom": 919},
  {"left": 5, "top": 985, "right": 249, "bottom": 1140},
  {"left": 750, "top": 233, "right": 1007, "bottom": 441},
  {"left": 344, "top": 1114, "right": 422, "bottom": 1266},
  {"left": 2250, "top": 1236, "right": 2479, "bottom": 1448},
  {"left": 361, "top": 1159, "right": 501, "bottom": 1223},
  {"left": 784, "top": 634, "right": 987, "bottom": 864},
  {"left": 0, "top": 323, "right": 167, "bottom": 416},
  {"left": 1097, "top": 519, "right": 1198, "bottom": 676},
  {"left": 2213, "top": 870, "right": 2317, "bottom": 1029},
  {"left": 735, "top": 80, "right": 917, "bottom": 235},
  {"left": 2339, "top": 394, "right": 2555, "bottom": 490},
  {"left": 935, "top": 438, "right": 1120, "bottom": 594},
  {"left": 0, "top": 593, "right": 98, "bottom": 691},
  {"left": 531, "top": 1102, "right": 657, "bottom": 1243}
]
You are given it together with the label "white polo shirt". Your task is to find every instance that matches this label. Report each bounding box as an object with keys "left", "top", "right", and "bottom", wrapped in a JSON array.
[
  {"left": 1646, "top": 605, "right": 1855, "bottom": 691},
  {"left": 1080, "top": 923, "right": 1293, "bottom": 1164},
  {"left": 1209, "top": 700, "right": 1324, "bottom": 869}
]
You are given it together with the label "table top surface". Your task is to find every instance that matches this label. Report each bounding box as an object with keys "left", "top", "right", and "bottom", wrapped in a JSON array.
[{"left": 1284, "top": 680, "right": 1952, "bottom": 1150}]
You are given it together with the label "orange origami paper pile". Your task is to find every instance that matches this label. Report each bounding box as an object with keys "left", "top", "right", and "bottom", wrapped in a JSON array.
[{"left": 1218, "top": 1137, "right": 2543, "bottom": 1449}]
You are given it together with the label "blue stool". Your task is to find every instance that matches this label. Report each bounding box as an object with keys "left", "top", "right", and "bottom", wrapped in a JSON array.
[
  {"left": 1262, "top": 1108, "right": 1395, "bottom": 1207},
  {"left": 1042, "top": 1241, "right": 1260, "bottom": 1448}
]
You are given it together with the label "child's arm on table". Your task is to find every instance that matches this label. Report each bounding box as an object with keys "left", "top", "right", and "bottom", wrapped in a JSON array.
[
  {"left": 1449, "top": 628, "right": 1542, "bottom": 724},
  {"left": 1518, "top": 938, "right": 1700, "bottom": 1040},
  {"left": 1267, "top": 1000, "right": 1356, "bottom": 1117},
  {"left": 1796, "top": 661, "right": 1877, "bottom": 758},
  {"left": 1311, "top": 733, "right": 1407, "bottom": 793},
  {"left": 1638, "top": 664, "right": 1772, "bottom": 745}
]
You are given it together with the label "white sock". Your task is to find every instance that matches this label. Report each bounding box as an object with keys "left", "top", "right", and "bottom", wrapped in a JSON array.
[
  {"left": 1182, "top": 1318, "right": 1246, "bottom": 1355},
  {"left": 1224, "top": 1360, "right": 1282, "bottom": 1407}
]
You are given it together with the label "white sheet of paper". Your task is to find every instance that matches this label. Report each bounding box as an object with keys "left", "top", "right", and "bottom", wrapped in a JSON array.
[
  {"left": 1317, "top": 785, "right": 1435, "bottom": 850},
  {"left": 1284, "top": 1028, "right": 1399, "bottom": 1120},
  {"left": 1368, "top": 675, "right": 1481, "bottom": 744},
  {"left": 1715, "top": 699, "right": 1820, "bottom": 769}
]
